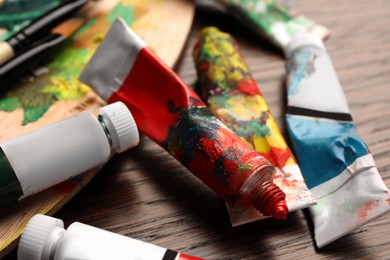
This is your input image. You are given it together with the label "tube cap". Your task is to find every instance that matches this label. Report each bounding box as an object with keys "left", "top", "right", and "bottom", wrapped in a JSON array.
[
  {"left": 99, "top": 102, "right": 139, "bottom": 153},
  {"left": 285, "top": 32, "right": 326, "bottom": 56},
  {"left": 18, "top": 214, "right": 64, "bottom": 260}
]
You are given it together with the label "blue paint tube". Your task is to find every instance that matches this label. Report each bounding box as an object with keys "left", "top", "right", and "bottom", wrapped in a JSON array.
[{"left": 284, "top": 33, "right": 390, "bottom": 248}]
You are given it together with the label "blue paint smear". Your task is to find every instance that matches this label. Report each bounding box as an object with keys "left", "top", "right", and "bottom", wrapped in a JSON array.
[
  {"left": 286, "top": 115, "right": 369, "bottom": 188},
  {"left": 287, "top": 48, "right": 316, "bottom": 97}
]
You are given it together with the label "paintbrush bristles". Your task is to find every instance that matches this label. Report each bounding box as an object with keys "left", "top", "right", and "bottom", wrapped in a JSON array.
[
  {"left": 0, "top": 42, "right": 15, "bottom": 65},
  {"left": 51, "top": 18, "right": 85, "bottom": 38}
]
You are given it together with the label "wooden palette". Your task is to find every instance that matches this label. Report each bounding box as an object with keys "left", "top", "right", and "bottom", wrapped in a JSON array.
[{"left": 0, "top": 0, "right": 194, "bottom": 257}]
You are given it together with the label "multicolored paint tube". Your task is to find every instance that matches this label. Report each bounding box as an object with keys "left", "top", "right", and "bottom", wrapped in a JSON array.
[
  {"left": 285, "top": 33, "right": 390, "bottom": 248},
  {"left": 217, "top": 0, "right": 329, "bottom": 49},
  {"left": 18, "top": 214, "right": 202, "bottom": 260},
  {"left": 193, "top": 26, "right": 315, "bottom": 226},
  {"left": 80, "top": 18, "right": 288, "bottom": 219}
]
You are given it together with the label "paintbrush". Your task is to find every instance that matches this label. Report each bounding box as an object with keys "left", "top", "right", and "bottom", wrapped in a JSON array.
[
  {"left": 0, "top": 17, "right": 85, "bottom": 90},
  {"left": 0, "top": 0, "right": 87, "bottom": 65}
]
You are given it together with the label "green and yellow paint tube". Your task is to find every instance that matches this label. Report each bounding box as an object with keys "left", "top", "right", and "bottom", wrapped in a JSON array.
[{"left": 218, "top": 0, "right": 329, "bottom": 49}]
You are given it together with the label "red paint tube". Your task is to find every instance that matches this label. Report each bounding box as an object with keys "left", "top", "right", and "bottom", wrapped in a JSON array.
[{"left": 79, "top": 18, "right": 287, "bottom": 219}]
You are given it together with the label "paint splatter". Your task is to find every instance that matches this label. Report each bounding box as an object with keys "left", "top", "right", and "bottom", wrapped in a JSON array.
[
  {"left": 40, "top": 75, "right": 90, "bottom": 100},
  {"left": 357, "top": 199, "right": 380, "bottom": 222},
  {"left": 0, "top": 2, "right": 135, "bottom": 125}
]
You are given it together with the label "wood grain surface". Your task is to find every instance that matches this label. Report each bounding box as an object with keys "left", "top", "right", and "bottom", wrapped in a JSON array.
[{"left": 4, "top": 0, "right": 390, "bottom": 259}]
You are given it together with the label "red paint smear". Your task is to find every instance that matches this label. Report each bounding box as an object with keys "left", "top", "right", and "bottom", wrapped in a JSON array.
[
  {"left": 357, "top": 200, "right": 379, "bottom": 221},
  {"left": 385, "top": 191, "right": 390, "bottom": 205},
  {"left": 187, "top": 126, "right": 272, "bottom": 203},
  {"left": 53, "top": 180, "right": 76, "bottom": 193},
  {"left": 179, "top": 253, "right": 204, "bottom": 260},
  {"left": 280, "top": 178, "right": 299, "bottom": 188},
  {"left": 107, "top": 45, "right": 286, "bottom": 218},
  {"left": 235, "top": 79, "right": 260, "bottom": 96},
  {"left": 264, "top": 146, "right": 294, "bottom": 170}
]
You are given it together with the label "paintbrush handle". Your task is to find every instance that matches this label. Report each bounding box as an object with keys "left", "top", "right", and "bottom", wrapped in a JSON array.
[
  {"left": 0, "top": 42, "right": 15, "bottom": 65},
  {"left": 5, "top": 0, "right": 86, "bottom": 54},
  {"left": 0, "top": 34, "right": 66, "bottom": 90}
]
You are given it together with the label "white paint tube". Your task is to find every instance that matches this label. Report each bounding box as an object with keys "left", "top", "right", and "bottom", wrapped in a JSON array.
[
  {"left": 18, "top": 214, "right": 203, "bottom": 260},
  {"left": 284, "top": 33, "right": 390, "bottom": 248}
]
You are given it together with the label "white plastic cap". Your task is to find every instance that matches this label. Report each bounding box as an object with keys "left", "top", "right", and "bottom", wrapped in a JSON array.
[
  {"left": 18, "top": 214, "right": 65, "bottom": 260},
  {"left": 99, "top": 101, "right": 139, "bottom": 153},
  {"left": 285, "top": 32, "right": 326, "bottom": 56}
]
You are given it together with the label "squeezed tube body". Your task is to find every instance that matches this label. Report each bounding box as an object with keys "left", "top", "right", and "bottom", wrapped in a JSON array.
[
  {"left": 285, "top": 33, "right": 390, "bottom": 247},
  {"left": 1, "top": 111, "right": 110, "bottom": 200},
  {"left": 80, "top": 18, "right": 287, "bottom": 219},
  {"left": 18, "top": 214, "right": 202, "bottom": 260},
  {"left": 193, "top": 27, "right": 319, "bottom": 222},
  {"left": 0, "top": 102, "right": 139, "bottom": 208},
  {"left": 217, "top": 0, "right": 329, "bottom": 48}
]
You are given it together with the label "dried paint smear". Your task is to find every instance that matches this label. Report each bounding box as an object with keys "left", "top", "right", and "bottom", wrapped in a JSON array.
[{"left": 0, "top": 2, "right": 135, "bottom": 125}]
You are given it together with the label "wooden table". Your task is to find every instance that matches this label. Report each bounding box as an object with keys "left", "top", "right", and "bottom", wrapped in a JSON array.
[{"left": 4, "top": 0, "right": 390, "bottom": 259}]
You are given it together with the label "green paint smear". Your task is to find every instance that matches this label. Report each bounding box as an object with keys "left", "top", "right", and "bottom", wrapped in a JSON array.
[
  {"left": 238, "top": 163, "right": 253, "bottom": 171},
  {"left": 108, "top": 3, "right": 135, "bottom": 25},
  {"left": 72, "top": 18, "right": 97, "bottom": 38},
  {"left": 343, "top": 201, "right": 357, "bottom": 216},
  {"left": 227, "top": 0, "right": 294, "bottom": 35},
  {"left": 22, "top": 104, "right": 52, "bottom": 125},
  {"left": 0, "top": 72, "right": 57, "bottom": 125},
  {"left": 225, "top": 0, "right": 317, "bottom": 47},
  {"left": 0, "top": 97, "right": 21, "bottom": 111},
  {"left": 0, "top": 2, "right": 135, "bottom": 125}
]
